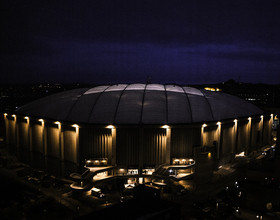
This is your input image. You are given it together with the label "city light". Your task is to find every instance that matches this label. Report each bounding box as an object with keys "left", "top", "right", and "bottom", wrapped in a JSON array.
[{"left": 106, "top": 125, "right": 114, "bottom": 129}]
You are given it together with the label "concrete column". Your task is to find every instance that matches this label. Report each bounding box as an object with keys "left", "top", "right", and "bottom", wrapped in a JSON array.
[
  {"left": 111, "top": 128, "right": 117, "bottom": 166},
  {"left": 247, "top": 117, "right": 252, "bottom": 153},
  {"left": 29, "top": 120, "right": 33, "bottom": 167},
  {"left": 216, "top": 122, "right": 221, "bottom": 159},
  {"left": 60, "top": 127, "right": 65, "bottom": 177},
  {"left": 75, "top": 125, "right": 80, "bottom": 173},
  {"left": 259, "top": 115, "right": 264, "bottom": 144},
  {"left": 201, "top": 124, "right": 206, "bottom": 146},
  {"left": 165, "top": 127, "right": 171, "bottom": 165},
  {"left": 233, "top": 120, "right": 238, "bottom": 153},
  {"left": 3, "top": 113, "right": 8, "bottom": 144},
  {"left": 43, "top": 122, "right": 48, "bottom": 173},
  {"left": 139, "top": 126, "right": 143, "bottom": 174}
]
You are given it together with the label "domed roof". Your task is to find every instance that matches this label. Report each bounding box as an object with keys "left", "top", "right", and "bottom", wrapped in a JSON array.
[{"left": 16, "top": 84, "right": 263, "bottom": 124}]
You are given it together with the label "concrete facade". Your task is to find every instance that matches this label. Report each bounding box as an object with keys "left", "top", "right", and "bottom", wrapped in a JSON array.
[{"left": 4, "top": 113, "right": 273, "bottom": 178}]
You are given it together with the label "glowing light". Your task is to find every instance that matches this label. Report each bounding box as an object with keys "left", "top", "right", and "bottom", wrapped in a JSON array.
[
  {"left": 39, "top": 119, "right": 44, "bottom": 122},
  {"left": 12, "top": 114, "right": 16, "bottom": 117},
  {"left": 208, "top": 152, "right": 211, "bottom": 158},
  {"left": 162, "top": 125, "right": 169, "bottom": 129},
  {"left": 24, "top": 116, "right": 29, "bottom": 120},
  {"left": 248, "top": 117, "right": 251, "bottom": 120},
  {"left": 72, "top": 124, "right": 79, "bottom": 128},
  {"left": 217, "top": 121, "right": 221, "bottom": 125},
  {"left": 234, "top": 119, "right": 238, "bottom": 123},
  {"left": 270, "top": 114, "right": 273, "bottom": 117},
  {"left": 202, "top": 123, "right": 207, "bottom": 127},
  {"left": 54, "top": 121, "right": 60, "bottom": 125},
  {"left": 106, "top": 125, "right": 114, "bottom": 129},
  {"left": 4, "top": 113, "right": 8, "bottom": 116},
  {"left": 87, "top": 160, "right": 91, "bottom": 163},
  {"left": 260, "top": 115, "right": 263, "bottom": 119}
]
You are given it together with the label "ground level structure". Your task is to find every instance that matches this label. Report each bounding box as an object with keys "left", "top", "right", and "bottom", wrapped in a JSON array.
[{"left": 3, "top": 83, "right": 273, "bottom": 186}]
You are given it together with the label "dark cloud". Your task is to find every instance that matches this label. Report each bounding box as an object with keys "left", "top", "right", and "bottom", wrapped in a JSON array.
[{"left": 1, "top": 0, "right": 280, "bottom": 84}]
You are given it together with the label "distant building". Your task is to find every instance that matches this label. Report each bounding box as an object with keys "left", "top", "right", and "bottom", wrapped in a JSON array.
[{"left": 3, "top": 84, "right": 273, "bottom": 185}]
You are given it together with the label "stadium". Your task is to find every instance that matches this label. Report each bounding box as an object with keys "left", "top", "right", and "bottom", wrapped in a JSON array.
[{"left": 3, "top": 83, "right": 272, "bottom": 189}]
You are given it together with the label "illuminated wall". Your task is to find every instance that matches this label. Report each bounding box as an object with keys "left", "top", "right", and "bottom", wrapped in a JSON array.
[
  {"left": 80, "top": 128, "right": 111, "bottom": 160},
  {"left": 221, "top": 123, "right": 235, "bottom": 163},
  {"left": 116, "top": 128, "right": 139, "bottom": 166},
  {"left": 143, "top": 128, "right": 166, "bottom": 167},
  {"left": 17, "top": 119, "right": 30, "bottom": 164},
  {"left": 30, "top": 121, "right": 45, "bottom": 170},
  {"left": 3, "top": 113, "right": 273, "bottom": 178},
  {"left": 203, "top": 125, "right": 217, "bottom": 146},
  {"left": 171, "top": 127, "right": 201, "bottom": 158},
  {"left": 237, "top": 120, "right": 250, "bottom": 152},
  {"left": 46, "top": 124, "right": 61, "bottom": 176}
]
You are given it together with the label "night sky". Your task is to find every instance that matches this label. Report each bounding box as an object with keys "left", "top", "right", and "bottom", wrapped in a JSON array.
[{"left": 1, "top": 0, "right": 280, "bottom": 85}]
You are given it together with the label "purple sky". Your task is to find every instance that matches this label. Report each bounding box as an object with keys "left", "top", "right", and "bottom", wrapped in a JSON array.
[{"left": 1, "top": 0, "right": 280, "bottom": 85}]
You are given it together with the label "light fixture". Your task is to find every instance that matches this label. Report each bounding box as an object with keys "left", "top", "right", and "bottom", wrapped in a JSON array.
[
  {"left": 54, "top": 121, "right": 60, "bottom": 125},
  {"left": 72, "top": 124, "right": 79, "bottom": 128},
  {"left": 12, "top": 114, "right": 16, "bottom": 117},
  {"left": 217, "top": 121, "right": 221, "bottom": 125},
  {"left": 248, "top": 117, "right": 251, "bottom": 120},
  {"left": 162, "top": 125, "right": 169, "bottom": 129},
  {"left": 202, "top": 123, "right": 207, "bottom": 127},
  {"left": 234, "top": 119, "right": 237, "bottom": 123},
  {"left": 4, "top": 113, "right": 8, "bottom": 116},
  {"left": 39, "top": 119, "right": 44, "bottom": 122},
  {"left": 106, "top": 125, "right": 114, "bottom": 129},
  {"left": 24, "top": 116, "right": 29, "bottom": 120}
]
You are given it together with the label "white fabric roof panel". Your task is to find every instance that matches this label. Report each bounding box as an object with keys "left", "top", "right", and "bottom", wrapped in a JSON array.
[
  {"left": 166, "top": 85, "right": 192, "bottom": 124},
  {"left": 16, "top": 84, "right": 263, "bottom": 124},
  {"left": 142, "top": 90, "right": 167, "bottom": 124},
  {"left": 114, "top": 90, "right": 144, "bottom": 124}
]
